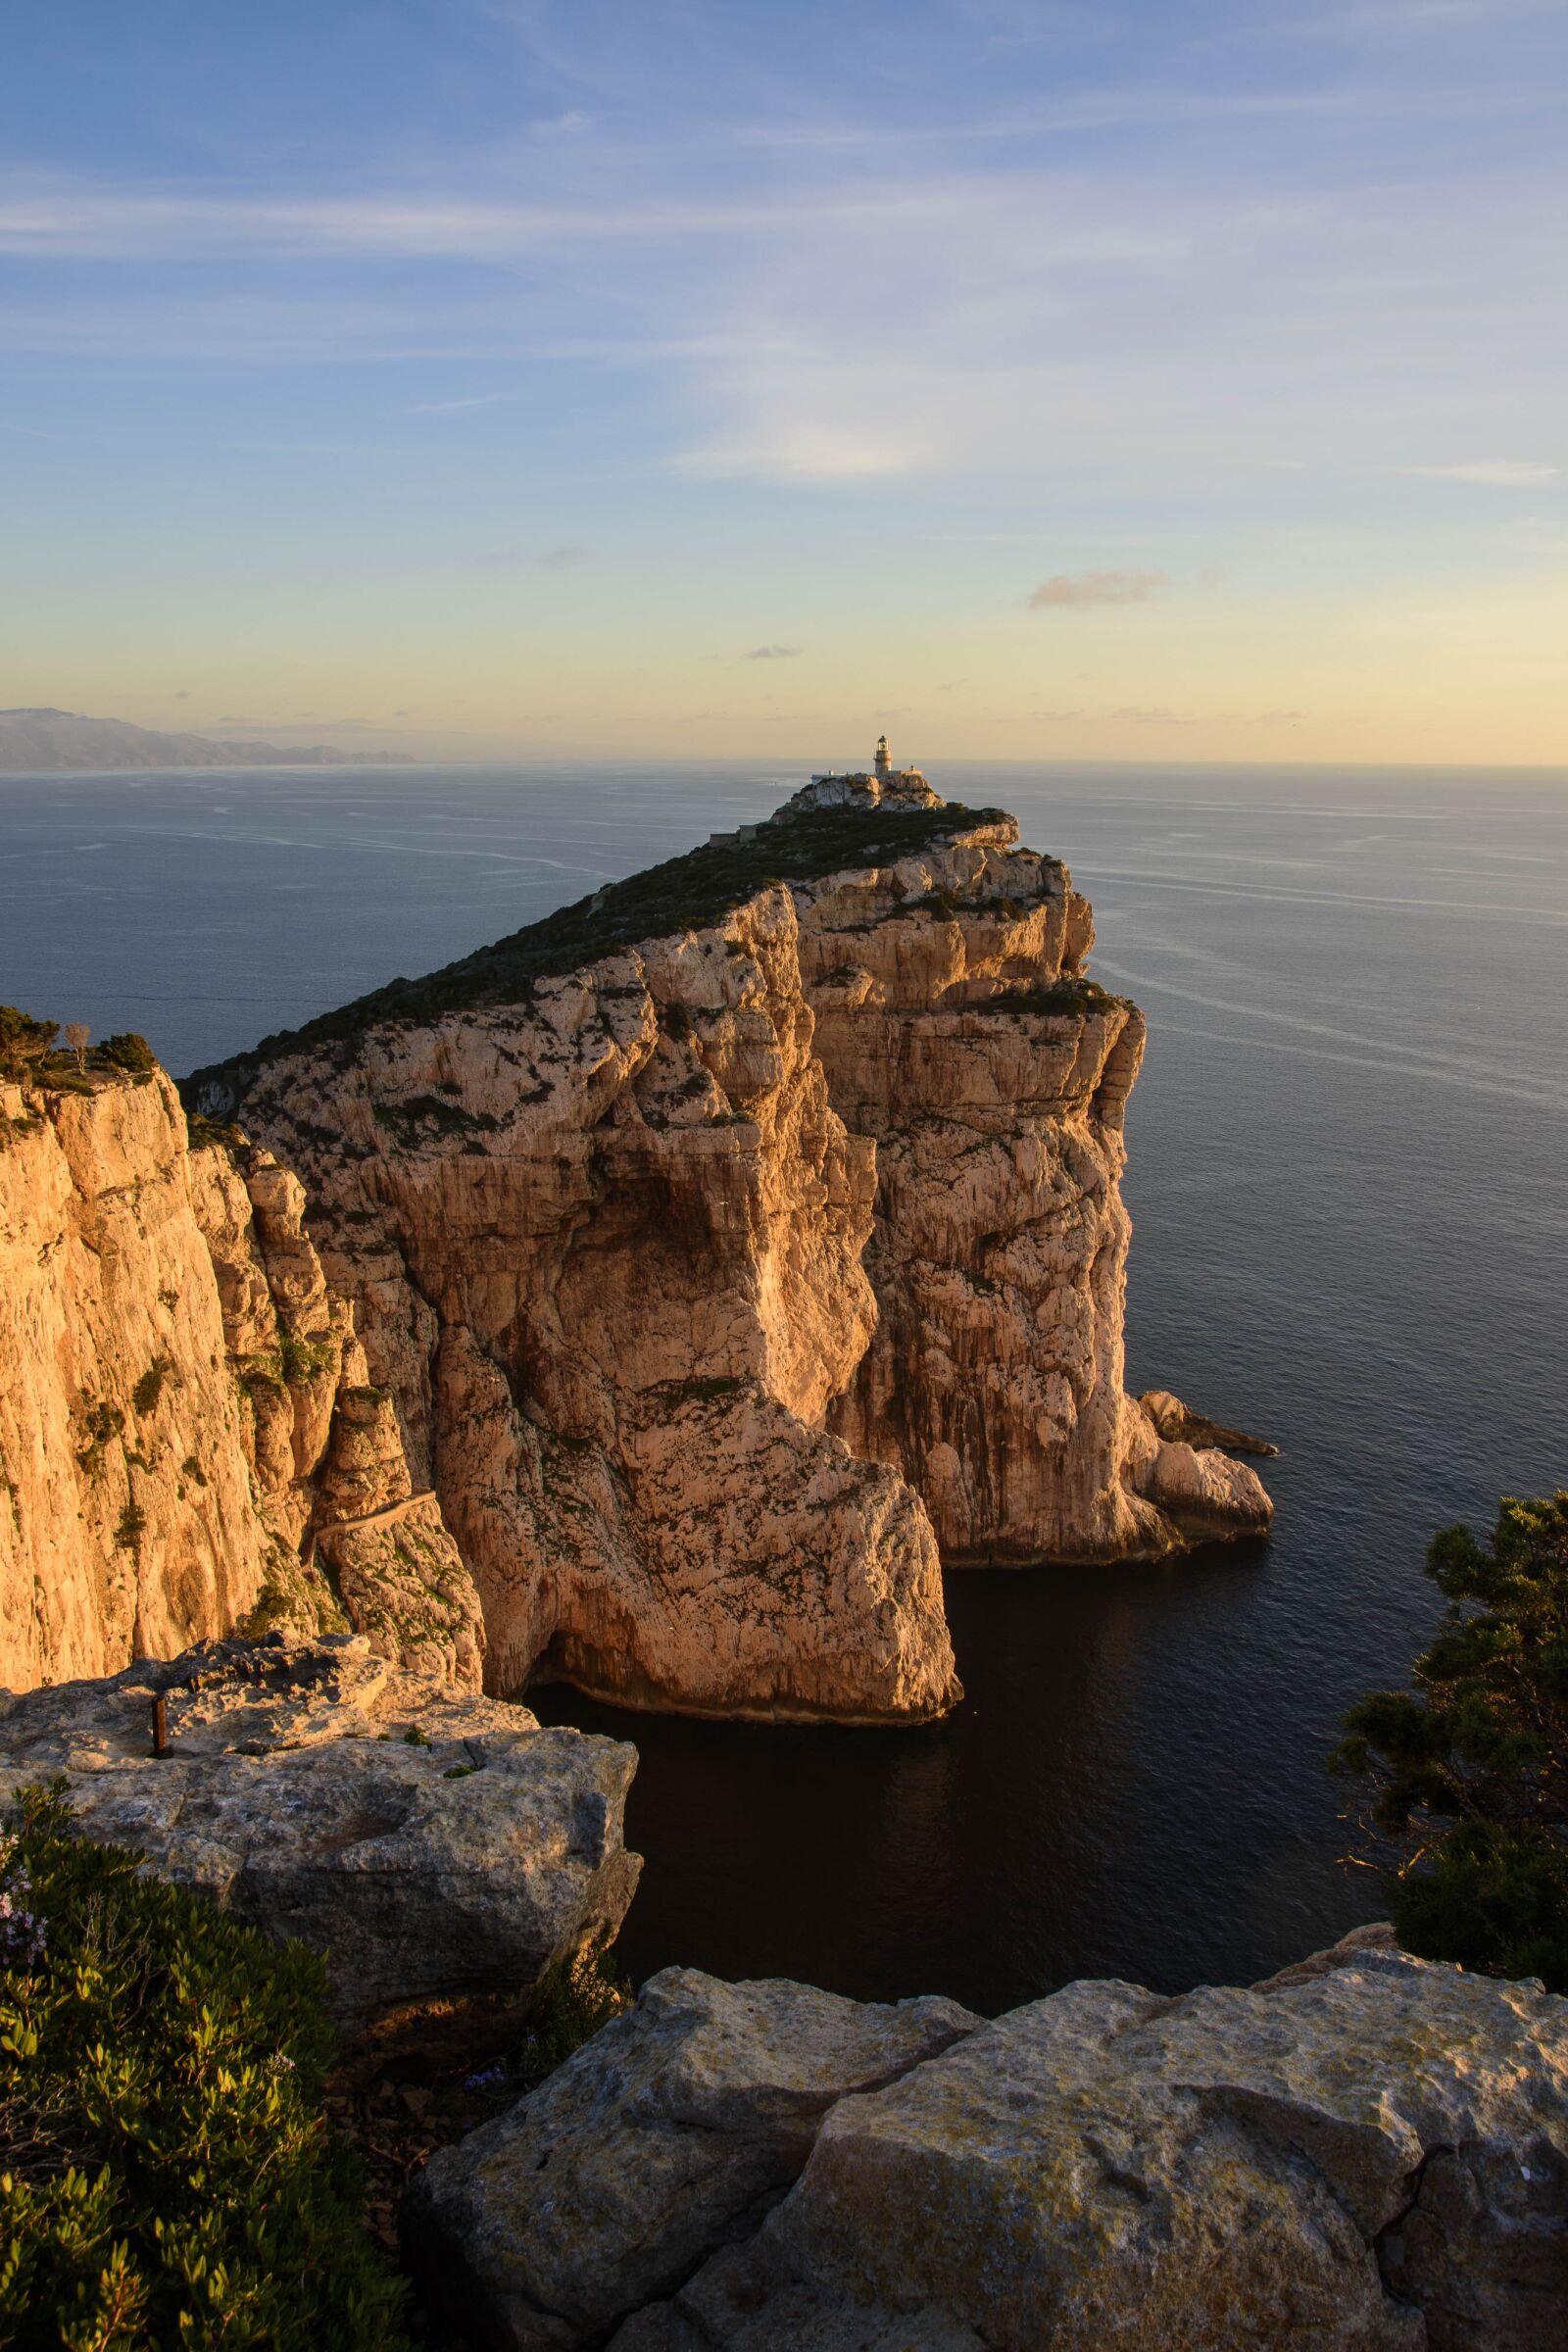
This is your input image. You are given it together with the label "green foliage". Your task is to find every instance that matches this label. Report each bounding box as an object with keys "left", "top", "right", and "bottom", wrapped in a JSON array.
[
  {"left": 510, "top": 1940, "right": 629, "bottom": 2098},
  {"left": 74, "top": 1404, "right": 123, "bottom": 1482},
  {"left": 401, "top": 1726, "right": 430, "bottom": 1749},
  {"left": 0, "top": 1786, "right": 407, "bottom": 2351},
  {"left": 978, "top": 978, "right": 1127, "bottom": 1019},
  {"left": 95, "top": 1034, "right": 157, "bottom": 1077},
  {"left": 0, "top": 1007, "right": 60, "bottom": 1082},
  {"left": 1335, "top": 1493, "right": 1568, "bottom": 1991},
  {"left": 130, "top": 1360, "right": 171, "bottom": 1417},
  {"left": 182, "top": 798, "right": 1011, "bottom": 1108},
  {"left": 277, "top": 1332, "right": 335, "bottom": 1387},
  {"left": 183, "top": 1114, "right": 245, "bottom": 1152},
  {"left": 113, "top": 1504, "right": 145, "bottom": 1554}
]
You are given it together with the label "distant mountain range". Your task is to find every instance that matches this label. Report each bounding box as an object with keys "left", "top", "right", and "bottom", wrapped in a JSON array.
[{"left": 0, "top": 709, "right": 411, "bottom": 773}]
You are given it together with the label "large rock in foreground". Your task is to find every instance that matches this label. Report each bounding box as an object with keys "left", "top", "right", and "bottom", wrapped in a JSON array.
[
  {"left": 407, "top": 1967, "right": 981, "bottom": 2350},
  {"left": 411, "top": 1937, "right": 1568, "bottom": 2350},
  {"left": 0, "top": 1633, "right": 640, "bottom": 2024}
]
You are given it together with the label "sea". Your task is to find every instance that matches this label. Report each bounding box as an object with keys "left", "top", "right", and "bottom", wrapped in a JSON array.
[{"left": 4, "top": 759, "right": 1565, "bottom": 2009}]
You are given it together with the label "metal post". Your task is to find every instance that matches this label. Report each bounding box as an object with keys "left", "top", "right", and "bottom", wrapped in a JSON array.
[{"left": 152, "top": 1690, "right": 169, "bottom": 1757}]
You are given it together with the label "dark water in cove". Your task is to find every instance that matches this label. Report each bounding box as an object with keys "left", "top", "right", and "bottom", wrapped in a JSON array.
[{"left": 4, "top": 760, "right": 1566, "bottom": 2008}]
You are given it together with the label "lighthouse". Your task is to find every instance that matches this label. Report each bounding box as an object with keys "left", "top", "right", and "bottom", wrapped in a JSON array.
[{"left": 874, "top": 733, "right": 892, "bottom": 781}]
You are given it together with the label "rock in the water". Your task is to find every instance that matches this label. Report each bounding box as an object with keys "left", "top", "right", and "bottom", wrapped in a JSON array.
[
  {"left": 0, "top": 1633, "right": 639, "bottom": 2024},
  {"left": 413, "top": 1945, "right": 1568, "bottom": 2351},
  {"left": 406, "top": 1967, "right": 981, "bottom": 2349}
]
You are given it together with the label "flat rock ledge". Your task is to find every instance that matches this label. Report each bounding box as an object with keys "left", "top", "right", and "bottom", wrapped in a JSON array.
[
  {"left": 409, "top": 1935, "right": 1568, "bottom": 2352},
  {"left": 0, "top": 1633, "right": 641, "bottom": 2025}
]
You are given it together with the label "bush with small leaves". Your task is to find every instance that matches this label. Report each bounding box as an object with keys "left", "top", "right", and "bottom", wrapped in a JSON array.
[
  {"left": 96, "top": 1033, "right": 158, "bottom": 1077},
  {"left": 1334, "top": 1493, "right": 1568, "bottom": 1991},
  {"left": 0, "top": 1785, "right": 408, "bottom": 2351},
  {"left": 0, "top": 1007, "right": 59, "bottom": 1083}
]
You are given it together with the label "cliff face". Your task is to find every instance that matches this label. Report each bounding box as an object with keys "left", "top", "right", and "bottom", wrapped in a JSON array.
[
  {"left": 791, "top": 820, "right": 1268, "bottom": 1560},
  {"left": 0, "top": 1065, "right": 481, "bottom": 1692},
  {"left": 189, "top": 791, "right": 1269, "bottom": 1726},
  {"left": 191, "top": 886, "right": 956, "bottom": 1724}
]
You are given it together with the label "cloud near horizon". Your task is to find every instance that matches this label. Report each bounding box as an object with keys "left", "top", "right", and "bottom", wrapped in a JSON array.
[
  {"left": 1028, "top": 570, "right": 1169, "bottom": 611},
  {"left": 744, "top": 644, "right": 802, "bottom": 660}
]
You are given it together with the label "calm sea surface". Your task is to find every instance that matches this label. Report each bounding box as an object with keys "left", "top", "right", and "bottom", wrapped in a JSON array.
[{"left": 4, "top": 760, "right": 1566, "bottom": 2006}]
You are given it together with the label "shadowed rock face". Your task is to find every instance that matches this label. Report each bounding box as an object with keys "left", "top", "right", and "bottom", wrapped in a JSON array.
[
  {"left": 186, "top": 794, "right": 1269, "bottom": 1725},
  {"left": 0, "top": 1633, "right": 639, "bottom": 2025},
  {"left": 408, "top": 1937, "right": 1568, "bottom": 2352},
  {"left": 0, "top": 1067, "right": 481, "bottom": 1692}
]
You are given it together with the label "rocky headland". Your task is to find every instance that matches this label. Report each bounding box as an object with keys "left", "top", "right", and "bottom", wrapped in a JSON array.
[{"left": 181, "top": 772, "right": 1269, "bottom": 1726}]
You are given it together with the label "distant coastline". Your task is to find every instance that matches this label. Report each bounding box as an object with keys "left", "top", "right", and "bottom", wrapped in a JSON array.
[{"left": 0, "top": 708, "right": 410, "bottom": 773}]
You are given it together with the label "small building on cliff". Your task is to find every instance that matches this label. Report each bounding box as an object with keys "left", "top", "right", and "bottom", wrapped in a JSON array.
[{"left": 777, "top": 737, "right": 941, "bottom": 820}]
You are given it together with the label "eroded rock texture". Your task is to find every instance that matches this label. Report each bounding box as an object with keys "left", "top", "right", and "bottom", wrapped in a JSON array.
[
  {"left": 189, "top": 791, "right": 1269, "bottom": 1724},
  {"left": 0, "top": 1066, "right": 481, "bottom": 1690},
  {"left": 0, "top": 1632, "right": 638, "bottom": 2023},
  {"left": 411, "top": 1940, "right": 1568, "bottom": 2352}
]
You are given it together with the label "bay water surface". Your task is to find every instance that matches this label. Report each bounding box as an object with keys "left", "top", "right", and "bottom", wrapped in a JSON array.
[{"left": 3, "top": 760, "right": 1564, "bottom": 2008}]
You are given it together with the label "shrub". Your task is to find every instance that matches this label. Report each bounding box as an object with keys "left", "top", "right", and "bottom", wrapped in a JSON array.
[
  {"left": 1334, "top": 1493, "right": 1568, "bottom": 1991},
  {"left": 0, "top": 1007, "right": 59, "bottom": 1082},
  {"left": 131, "top": 1359, "right": 171, "bottom": 1416},
  {"left": 511, "top": 1940, "right": 629, "bottom": 2097},
  {"left": 0, "top": 1786, "right": 408, "bottom": 2350},
  {"left": 96, "top": 1033, "right": 158, "bottom": 1077}
]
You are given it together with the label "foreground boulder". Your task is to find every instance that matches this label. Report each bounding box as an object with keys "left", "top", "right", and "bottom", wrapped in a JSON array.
[
  {"left": 0, "top": 1633, "right": 639, "bottom": 2024},
  {"left": 410, "top": 1936, "right": 1568, "bottom": 2350},
  {"left": 407, "top": 1969, "right": 982, "bottom": 2348}
]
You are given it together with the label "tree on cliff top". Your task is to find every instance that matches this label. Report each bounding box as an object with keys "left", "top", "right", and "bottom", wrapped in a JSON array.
[
  {"left": 0, "top": 1006, "right": 58, "bottom": 1081},
  {"left": 1335, "top": 1493, "right": 1568, "bottom": 1991}
]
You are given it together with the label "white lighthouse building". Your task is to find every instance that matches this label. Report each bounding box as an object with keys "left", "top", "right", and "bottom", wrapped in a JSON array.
[{"left": 783, "top": 735, "right": 939, "bottom": 816}]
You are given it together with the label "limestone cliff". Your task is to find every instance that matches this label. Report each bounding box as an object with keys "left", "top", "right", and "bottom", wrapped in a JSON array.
[
  {"left": 187, "top": 787, "right": 1269, "bottom": 1725},
  {"left": 0, "top": 1054, "right": 481, "bottom": 1692}
]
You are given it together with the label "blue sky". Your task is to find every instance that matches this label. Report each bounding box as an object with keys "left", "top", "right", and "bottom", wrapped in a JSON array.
[{"left": 3, "top": 0, "right": 1565, "bottom": 760}]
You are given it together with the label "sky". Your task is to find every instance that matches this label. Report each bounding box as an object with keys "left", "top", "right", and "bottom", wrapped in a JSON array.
[{"left": 2, "top": 0, "right": 1565, "bottom": 765}]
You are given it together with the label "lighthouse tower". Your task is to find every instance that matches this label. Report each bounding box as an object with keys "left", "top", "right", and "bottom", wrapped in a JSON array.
[{"left": 874, "top": 733, "right": 892, "bottom": 781}]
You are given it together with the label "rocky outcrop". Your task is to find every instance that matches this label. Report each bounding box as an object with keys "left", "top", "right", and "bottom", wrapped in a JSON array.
[
  {"left": 0, "top": 1061, "right": 481, "bottom": 1691},
  {"left": 407, "top": 1968, "right": 981, "bottom": 2347},
  {"left": 187, "top": 787, "right": 1269, "bottom": 1724},
  {"left": 0, "top": 1632, "right": 639, "bottom": 2024},
  {"left": 410, "top": 1939, "right": 1568, "bottom": 2350},
  {"left": 789, "top": 821, "right": 1271, "bottom": 1562}
]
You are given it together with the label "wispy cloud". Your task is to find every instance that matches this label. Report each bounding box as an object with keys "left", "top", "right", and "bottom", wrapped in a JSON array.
[
  {"left": 540, "top": 544, "right": 582, "bottom": 567},
  {"left": 1399, "top": 459, "right": 1558, "bottom": 485},
  {"left": 1028, "top": 569, "right": 1169, "bottom": 610},
  {"left": 744, "top": 643, "right": 801, "bottom": 660},
  {"left": 412, "top": 390, "right": 519, "bottom": 413}
]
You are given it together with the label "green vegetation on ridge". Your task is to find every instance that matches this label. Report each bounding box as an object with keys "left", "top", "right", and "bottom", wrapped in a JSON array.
[{"left": 181, "top": 798, "right": 1011, "bottom": 1103}]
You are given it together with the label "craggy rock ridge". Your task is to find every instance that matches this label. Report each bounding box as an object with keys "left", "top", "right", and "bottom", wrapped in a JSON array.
[
  {"left": 0, "top": 1057, "right": 481, "bottom": 1692},
  {"left": 410, "top": 1935, "right": 1568, "bottom": 2350},
  {"left": 186, "top": 784, "right": 1270, "bottom": 1723},
  {"left": 0, "top": 1632, "right": 639, "bottom": 2024}
]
